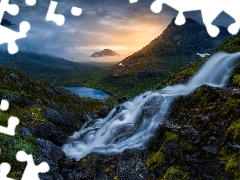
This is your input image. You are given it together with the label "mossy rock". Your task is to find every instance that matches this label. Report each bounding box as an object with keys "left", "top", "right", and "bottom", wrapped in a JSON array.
[
  {"left": 161, "top": 166, "right": 190, "bottom": 180},
  {"left": 146, "top": 151, "right": 166, "bottom": 172}
]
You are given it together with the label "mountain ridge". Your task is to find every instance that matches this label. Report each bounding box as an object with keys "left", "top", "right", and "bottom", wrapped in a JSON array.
[
  {"left": 76, "top": 18, "right": 233, "bottom": 97},
  {"left": 0, "top": 51, "right": 104, "bottom": 84}
]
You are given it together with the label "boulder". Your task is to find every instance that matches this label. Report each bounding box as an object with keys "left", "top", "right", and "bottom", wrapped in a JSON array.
[
  {"left": 30, "top": 124, "right": 68, "bottom": 145},
  {"left": 35, "top": 138, "right": 65, "bottom": 166},
  {"left": 118, "top": 96, "right": 128, "bottom": 104},
  {"left": 2, "top": 92, "right": 22, "bottom": 104},
  {"left": 98, "top": 106, "right": 110, "bottom": 118}
]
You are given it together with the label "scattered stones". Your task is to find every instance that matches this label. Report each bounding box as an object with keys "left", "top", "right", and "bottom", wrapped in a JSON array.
[
  {"left": 181, "top": 125, "right": 200, "bottom": 144},
  {"left": 202, "top": 145, "right": 219, "bottom": 154}
]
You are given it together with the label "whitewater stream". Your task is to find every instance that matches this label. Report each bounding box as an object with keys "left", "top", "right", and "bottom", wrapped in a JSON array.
[{"left": 62, "top": 52, "right": 240, "bottom": 160}]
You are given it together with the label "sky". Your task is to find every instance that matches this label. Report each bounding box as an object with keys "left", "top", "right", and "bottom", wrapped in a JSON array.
[{"left": 2, "top": 0, "right": 236, "bottom": 62}]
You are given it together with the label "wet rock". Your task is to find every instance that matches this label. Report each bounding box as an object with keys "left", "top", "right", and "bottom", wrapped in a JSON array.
[
  {"left": 186, "top": 152, "right": 201, "bottom": 163},
  {"left": 162, "top": 142, "right": 181, "bottom": 154},
  {"left": 30, "top": 124, "right": 68, "bottom": 145},
  {"left": 41, "top": 108, "right": 81, "bottom": 134},
  {"left": 165, "top": 120, "right": 182, "bottom": 132},
  {"left": 39, "top": 172, "right": 64, "bottom": 180},
  {"left": 51, "top": 102, "right": 60, "bottom": 111},
  {"left": 98, "top": 173, "right": 112, "bottom": 180},
  {"left": 98, "top": 106, "right": 110, "bottom": 118},
  {"left": 35, "top": 138, "right": 65, "bottom": 166},
  {"left": 2, "top": 92, "right": 22, "bottom": 104},
  {"left": 39, "top": 174, "right": 53, "bottom": 180},
  {"left": 118, "top": 96, "right": 128, "bottom": 104},
  {"left": 202, "top": 145, "right": 219, "bottom": 154},
  {"left": 21, "top": 126, "right": 33, "bottom": 138},
  {"left": 10, "top": 72, "right": 19, "bottom": 79},
  {"left": 35, "top": 85, "right": 41, "bottom": 91},
  {"left": 209, "top": 119, "right": 228, "bottom": 133},
  {"left": 36, "top": 98, "right": 42, "bottom": 107},
  {"left": 181, "top": 125, "right": 200, "bottom": 144},
  {"left": 21, "top": 95, "right": 33, "bottom": 107},
  {"left": 58, "top": 159, "right": 77, "bottom": 169},
  {"left": 226, "top": 142, "right": 240, "bottom": 152}
]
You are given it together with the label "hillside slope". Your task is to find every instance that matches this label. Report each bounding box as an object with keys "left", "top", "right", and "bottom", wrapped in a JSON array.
[
  {"left": 143, "top": 33, "right": 240, "bottom": 180},
  {"left": 76, "top": 18, "right": 232, "bottom": 97},
  {"left": 0, "top": 66, "right": 104, "bottom": 179},
  {"left": 0, "top": 51, "right": 103, "bottom": 84}
]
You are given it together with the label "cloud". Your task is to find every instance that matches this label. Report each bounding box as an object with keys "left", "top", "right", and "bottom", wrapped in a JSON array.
[{"left": 1, "top": 0, "right": 234, "bottom": 62}]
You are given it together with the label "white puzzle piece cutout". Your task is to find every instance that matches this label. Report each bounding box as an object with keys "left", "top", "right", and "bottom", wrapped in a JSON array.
[
  {"left": 0, "top": 21, "right": 30, "bottom": 54},
  {"left": 0, "top": 163, "right": 15, "bottom": 180},
  {"left": 0, "top": 0, "right": 31, "bottom": 54},
  {"left": 0, "top": 116, "right": 19, "bottom": 136},
  {"left": 46, "top": 0, "right": 65, "bottom": 26},
  {"left": 25, "top": 0, "right": 37, "bottom": 6},
  {"left": 0, "top": 99, "right": 19, "bottom": 136},
  {"left": 16, "top": 151, "right": 49, "bottom": 180},
  {"left": 71, "top": 6, "right": 82, "bottom": 16},
  {"left": 131, "top": 0, "right": 240, "bottom": 37},
  {"left": 46, "top": 1, "right": 82, "bottom": 25},
  {"left": 0, "top": 100, "right": 9, "bottom": 111}
]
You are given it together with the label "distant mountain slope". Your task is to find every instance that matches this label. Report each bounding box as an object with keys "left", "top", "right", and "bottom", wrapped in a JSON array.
[
  {"left": 76, "top": 18, "right": 232, "bottom": 97},
  {"left": 0, "top": 51, "right": 103, "bottom": 84},
  {"left": 111, "top": 18, "right": 231, "bottom": 76}
]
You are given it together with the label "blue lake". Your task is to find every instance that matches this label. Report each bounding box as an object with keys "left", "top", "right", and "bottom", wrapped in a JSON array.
[{"left": 62, "top": 87, "right": 109, "bottom": 99}]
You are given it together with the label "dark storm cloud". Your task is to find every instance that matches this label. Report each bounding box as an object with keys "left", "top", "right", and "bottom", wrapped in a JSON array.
[{"left": 2, "top": 0, "right": 235, "bottom": 62}]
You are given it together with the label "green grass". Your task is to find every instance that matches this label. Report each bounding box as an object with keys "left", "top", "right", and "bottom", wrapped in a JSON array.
[{"left": 0, "top": 125, "right": 40, "bottom": 179}]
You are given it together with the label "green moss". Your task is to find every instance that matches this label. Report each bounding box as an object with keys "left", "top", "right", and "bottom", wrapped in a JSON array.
[
  {"left": 146, "top": 151, "right": 166, "bottom": 171},
  {"left": 113, "top": 176, "right": 119, "bottom": 180},
  {"left": 29, "top": 107, "right": 51, "bottom": 124},
  {"left": 224, "top": 97, "right": 240, "bottom": 108},
  {"left": 232, "top": 74, "right": 240, "bottom": 87},
  {"left": 105, "top": 165, "right": 117, "bottom": 178},
  {"left": 162, "top": 166, "right": 190, "bottom": 180},
  {"left": 215, "top": 34, "right": 240, "bottom": 53},
  {"left": 0, "top": 111, "right": 8, "bottom": 126},
  {"left": 164, "top": 131, "right": 180, "bottom": 142},
  {"left": 226, "top": 119, "right": 240, "bottom": 140},
  {"left": 219, "top": 149, "right": 240, "bottom": 179},
  {"left": 105, "top": 166, "right": 114, "bottom": 177},
  {"left": 180, "top": 139, "right": 197, "bottom": 153}
]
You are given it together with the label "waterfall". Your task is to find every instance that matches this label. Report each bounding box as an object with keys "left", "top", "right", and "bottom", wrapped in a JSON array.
[{"left": 62, "top": 52, "right": 240, "bottom": 160}]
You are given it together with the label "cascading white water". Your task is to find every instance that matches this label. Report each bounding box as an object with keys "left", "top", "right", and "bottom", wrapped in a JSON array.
[{"left": 62, "top": 52, "right": 240, "bottom": 160}]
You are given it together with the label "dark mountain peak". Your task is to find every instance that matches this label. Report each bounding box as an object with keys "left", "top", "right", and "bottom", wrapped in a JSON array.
[
  {"left": 90, "top": 49, "right": 119, "bottom": 58},
  {"left": 1, "top": 19, "right": 15, "bottom": 27},
  {"left": 135, "top": 17, "right": 232, "bottom": 57}
]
